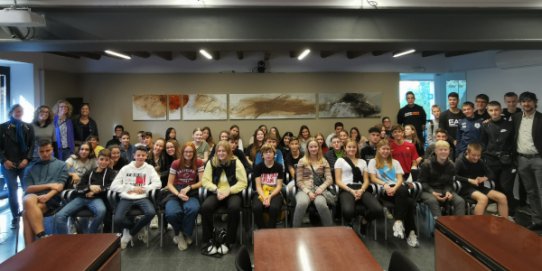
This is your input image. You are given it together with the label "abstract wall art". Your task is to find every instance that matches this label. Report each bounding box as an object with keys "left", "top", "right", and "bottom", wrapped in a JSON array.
[
  {"left": 167, "top": 95, "right": 188, "bottom": 120},
  {"left": 318, "top": 92, "right": 382, "bottom": 118},
  {"left": 229, "top": 93, "right": 316, "bottom": 119},
  {"left": 182, "top": 94, "right": 227, "bottom": 120},
  {"left": 132, "top": 95, "right": 167, "bottom": 120}
]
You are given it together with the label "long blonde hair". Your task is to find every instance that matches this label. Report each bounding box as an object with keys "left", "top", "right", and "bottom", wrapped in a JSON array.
[
  {"left": 211, "top": 141, "right": 235, "bottom": 167},
  {"left": 300, "top": 137, "right": 324, "bottom": 166},
  {"left": 375, "top": 139, "right": 393, "bottom": 169}
]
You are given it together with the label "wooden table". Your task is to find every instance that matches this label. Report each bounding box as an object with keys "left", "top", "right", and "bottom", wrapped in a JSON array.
[
  {"left": 435, "top": 216, "right": 542, "bottom": 271},
  {"left": 0, "top": 234, "right": 120, "bottom": 271},
  {"left": 254, "top": 226, "right": 382, "bottom": 271}
]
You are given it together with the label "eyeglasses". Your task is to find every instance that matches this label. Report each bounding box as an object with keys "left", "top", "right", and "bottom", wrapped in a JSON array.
[
  {"left": 184, "top": 150, "right": 194, "bottom": 153},
  {"left": 40, "top": 110, "right": 49, "bottom": 114}
]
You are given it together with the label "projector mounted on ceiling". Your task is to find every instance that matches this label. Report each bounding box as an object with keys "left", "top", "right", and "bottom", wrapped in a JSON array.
[{"left": 0, "top": 8, "right": 46, "bottom": 27}]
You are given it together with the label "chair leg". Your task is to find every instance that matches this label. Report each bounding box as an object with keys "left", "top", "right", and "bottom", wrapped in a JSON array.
[
  {"left": 159, "top": 212, "right": 163, "bottom": 248},
  {"left": 239, "top": 211, "right": 243, "bottom": 245},
  {"left": 373, "top": 219, "right": 377, "bottom": 241},
  {"left": 14, "top": 213, "right": 21, "bottom": 255},
  {"left": 384, "top": 216, "right": 388, "bottom": 241}
]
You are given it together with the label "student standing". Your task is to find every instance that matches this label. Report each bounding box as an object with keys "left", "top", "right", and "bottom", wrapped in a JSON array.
[
  {"left": 0, "top": 104, "right": 34, "bottom": 228},
  {"left": 439, "top": 92, "right": 464, "bottom": 145},
  {"left": 397, "top": 91, "right": 427, "bottom": 146}
]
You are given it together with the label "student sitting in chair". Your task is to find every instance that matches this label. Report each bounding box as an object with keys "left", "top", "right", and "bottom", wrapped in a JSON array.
[
  {"left": 455, "top": 143, "right": 510, "bottom": 219},
  {"left": 22, "top": 139, "right": 68, "bottom": 246},
  {"left": 55, "top": 149, "right": 116, "bottom": 234}
]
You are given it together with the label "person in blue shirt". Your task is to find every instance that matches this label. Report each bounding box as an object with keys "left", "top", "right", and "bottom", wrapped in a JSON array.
[
  {"left": 253, "top": 133, "right": 284, "bottom": 168},
  {"left": 456, "top": 101, "right": 483, "bottom": 158}
]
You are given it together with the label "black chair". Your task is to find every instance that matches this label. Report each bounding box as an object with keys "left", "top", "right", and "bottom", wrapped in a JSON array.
[
  {"left": 235, "top": 245, "right": 252, "bottom": 271},
  {"left": 59, "top": 189, "right": 111, "bottom": 234},
  {"left": 388, "top": 251, "right": 420, "bottom": 271},
  {"left": 158, "top": 187, "right": 200, "bottom": 248}
]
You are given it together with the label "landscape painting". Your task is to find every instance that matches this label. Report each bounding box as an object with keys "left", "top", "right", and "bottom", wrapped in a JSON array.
[
  {"left": 229, "top": 93, "right": 316, "bottom": 119},
  {"left": 132, "top": 95, "right": 167, "bottom": 120},
  {"left": 318, "top": 92, "right": 382, "bottom": 118},
  {"left": 182, "top": 94, "right": 227, "bottom": 120}
]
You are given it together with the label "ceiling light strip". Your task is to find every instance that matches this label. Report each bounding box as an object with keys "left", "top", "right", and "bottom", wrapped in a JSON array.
[
  {"left": 393, "top": 49, "right": 416, "bottom": 58},
  {"left": 104, "top": 50, "right": 131, "bottom": 60},
  {"left": 199, "top": 49, "right": 213, "bottom": 60},
  {"left": 297, "top": 49, "right": 311, "bottom": 60}
]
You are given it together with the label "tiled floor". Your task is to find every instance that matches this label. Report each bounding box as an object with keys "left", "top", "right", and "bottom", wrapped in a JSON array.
[{"left": 0, "top": 195, "right": 537, "bottom": 271}]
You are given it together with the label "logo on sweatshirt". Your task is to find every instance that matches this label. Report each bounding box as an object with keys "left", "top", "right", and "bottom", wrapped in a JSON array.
[{"left": 135, "top": 175, "right": 146, "bottom": 186}]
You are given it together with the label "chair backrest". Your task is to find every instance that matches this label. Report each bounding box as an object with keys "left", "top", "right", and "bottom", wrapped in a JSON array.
[
  {"left": 235, "top": 245, "right": 252, "bottom": 271},
  {"left": 388, "top": 251, "right": 420, "bottom": 271}
]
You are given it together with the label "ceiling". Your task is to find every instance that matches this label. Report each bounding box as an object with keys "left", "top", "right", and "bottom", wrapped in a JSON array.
[{"left": 0, "top": 1, "right": 541, "bottom": 72}]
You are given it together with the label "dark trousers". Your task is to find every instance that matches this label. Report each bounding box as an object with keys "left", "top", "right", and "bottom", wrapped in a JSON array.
[
  {"left": 379, "top": 185, "right": 417, "bottom": 234},
  {"left": 489, "top": 164, "right": 518, "bottom": 215},
  {"left": 201, "top": 193, "right": 242, "bottom": 244},
  {"left": 252, "top": 194, "right": 283, "bottom": 229},
  {"left": 339, "top": 190, "right": 383, "bottom": 224},
  {"left": 113, "top": 198, "right": 156, "bottom": 235}
]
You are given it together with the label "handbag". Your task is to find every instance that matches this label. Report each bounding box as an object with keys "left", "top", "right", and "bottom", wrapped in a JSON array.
[{"left": 309, "top": 163, "right": 337, "bottom": 205}]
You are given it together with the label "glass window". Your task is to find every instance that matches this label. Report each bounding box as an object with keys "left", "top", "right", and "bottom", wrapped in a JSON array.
[
  {"left": 445, "top": 80, "right": 467, "bottom": 109},
  {"left": 399, "top": 80, "right": 435, "bottom": 119}
]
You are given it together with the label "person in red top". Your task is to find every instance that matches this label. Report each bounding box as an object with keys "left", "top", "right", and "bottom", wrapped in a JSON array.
[
  {"left": 389, "top": 125, "right": 420, "bottom": 181},
  {"left": 165, "top": 142, "right": 203, "bottom": 251}
]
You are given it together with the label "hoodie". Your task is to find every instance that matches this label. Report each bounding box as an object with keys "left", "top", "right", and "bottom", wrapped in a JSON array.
[
  {"left": 110, "top": 161, "right": 161, "bottom": 200},
  {"left": 23, "top": 157, "right": 68, "bottom": 195}
]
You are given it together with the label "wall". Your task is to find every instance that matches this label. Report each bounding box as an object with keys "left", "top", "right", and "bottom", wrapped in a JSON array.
[
  {"left": 467, "top": 65, "right": 542, "bottom": 102},
  {"left": 40, "top": 72, "right": 401, "bottom": 144}
]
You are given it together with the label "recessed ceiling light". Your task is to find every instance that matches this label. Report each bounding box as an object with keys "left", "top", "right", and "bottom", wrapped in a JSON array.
[
  {"left": 297, "top": 49, "right": 311, "bottom": 60},
  {"left": 104, "top": 50, "right": 131, "bottom": 60},
  {"left": 199, "top": 49, "right": 213, "bottom": 60},
  {"left": 393, "top": 49, "right": 416, "bottom": 58}
]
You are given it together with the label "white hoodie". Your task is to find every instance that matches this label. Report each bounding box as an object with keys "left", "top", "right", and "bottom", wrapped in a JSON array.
[{"left": 110, "top": 161, "right": 161, "bottom": 200}]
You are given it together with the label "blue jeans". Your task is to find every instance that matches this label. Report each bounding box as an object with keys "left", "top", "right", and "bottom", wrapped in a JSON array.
[
  {"left": 113, "top": 198, "right": 156, "bottom": 235},
  {"left": 165, "top": 196, "right": 200, "bottom": 236},
  {"left": 55, "top": 197, "right": 107, "bottom": 234},
  {"left": 1, "top": 165, "right": 25, "bottom": 218}
]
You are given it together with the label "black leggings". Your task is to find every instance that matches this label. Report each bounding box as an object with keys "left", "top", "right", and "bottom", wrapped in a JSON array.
[
  {"left": 379, "top": 185, "right": 417, "bottom": 234},
  {"left": 201, "top": 194, "right": 242, "bottom": 244},
  {"left": 339, "top": 190, "right": 383, "bottom": 224},
  {"left": 252, "top": 194, "right": 283, "bottom": 229}
]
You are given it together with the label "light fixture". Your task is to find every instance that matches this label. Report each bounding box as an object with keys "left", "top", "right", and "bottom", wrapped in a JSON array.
[
  {"left": 393, "top": 49, "right": 416, "bottom": 58},
  {"left": 297, "top": 49, "right": 311, "bottom": 60},
  {"left": 199, "top": 49, "right": 213, "bottom": 60},
  {"left": 104, "top": 50, "right": 131, "bottom": 60}
]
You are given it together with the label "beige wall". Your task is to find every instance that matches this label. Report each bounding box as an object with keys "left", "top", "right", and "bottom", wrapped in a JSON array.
[
  {"left": 43, "top": 70, "right": 81, "bottom": 107},
  {"left": 44, "top": 72, "right": 400, "bottom": 144}
]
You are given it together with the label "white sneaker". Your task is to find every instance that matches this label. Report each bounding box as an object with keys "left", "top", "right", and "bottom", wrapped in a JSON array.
[
  {"left": 392, "top": 220, "right": 405, "bottom": 239},
  {"left": 121, "top": 229, "right": 133, "bottom": 249},
  {"left": 217, "top": 244, "right": 229, "bottom": 255},
  {"left": 150, "top": 216, "right": 159, "bottom": 229},
  {"left": 185, "top": 234, "right": 193, "bottom": 245},
  {"left": 167, "top": 224, "right": 173, "bottom": 231},
  {"left": 507, "top": 216, "right": 516, "bottom": 223},
  {"left": 177, "top": 233, "right": 188, "bottom": 251},
  {"left": 197, "top": 215, "right": 202, "bottom": 225},
  {"left": 383, "top": 207, "right": 394, "bottom": 220},
  {"left": 172, "top": 235, "right": 179, "bottom": 245},
  {"left": 407, "top": 230, "right": 419, "bottom": 247},
  {"left": 137, "top": 227, "right": 149, "bottom": 244}
]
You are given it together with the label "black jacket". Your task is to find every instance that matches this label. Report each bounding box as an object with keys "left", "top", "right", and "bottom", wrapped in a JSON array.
[
  {"left": 0, "top": 121, "right": 35, "bottom": 164},
  {"left": 513, "top": 111, "right": 542, "bottom": 154},
  {"left": 480, "top": 117, "right": 514, "bottom": 166},
  {"left": 455, "top": 154, "right": 494, "bottom": 184},
  {"left": 72, "top": 116, "right": 99, "bottom": 143},
  {"left": 418, "top": 155, "right": 457, "bottom": 194}
]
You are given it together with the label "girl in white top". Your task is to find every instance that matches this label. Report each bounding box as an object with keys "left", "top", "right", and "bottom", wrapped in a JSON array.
[
  {"left": 335, "top": 139, "right": 382, "bottom": 233},
  {"left": 367, "top": 139, "right": 419, "bottom": 247}
]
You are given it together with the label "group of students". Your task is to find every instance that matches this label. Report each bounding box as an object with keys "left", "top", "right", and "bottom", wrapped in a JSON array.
[{"left": 1, "top": 89, "right": 541, "bottom": 256}]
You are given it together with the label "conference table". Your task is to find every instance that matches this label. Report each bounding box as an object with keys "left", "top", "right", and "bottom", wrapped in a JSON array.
[
  {"left": 435, "top": 215, "right": 542, "bottom": 271},
  {"left": 254, "top": 226, "right": 382, "bottom": 271},
  {"left": 0, "top": 234, "right": 120, "bottom": 271}
]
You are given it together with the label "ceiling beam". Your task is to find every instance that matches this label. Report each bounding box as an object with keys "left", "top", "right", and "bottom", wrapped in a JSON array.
[
  {"left": 444, "top": 51, "right": 479, "bottom": 57},
  {"left": 180, "top": 51, "right": 197, "bottom": 61},
  {"left": 129, "top": 51, "right": 151, "bottom": 58},
  {"left": 49, "top": 52, "right": 81, "bottom": 59},
  {"left": 371, "top": 51, "right": 388, "bottom": 56},
  {"left": 346, "top": 51, "right": 367, "bottom": 59},
  {"left": 320, "top": 51, "right": 335, "bottom": 58},
  {"left": 421, "top": 51, "right": 443, "bottom": 57},
  {"left": 236, "top": 51, "right": 244, "bottom": 60},
  {"left": 154, "top": 51, "right": 175, "bottom": 60}
]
